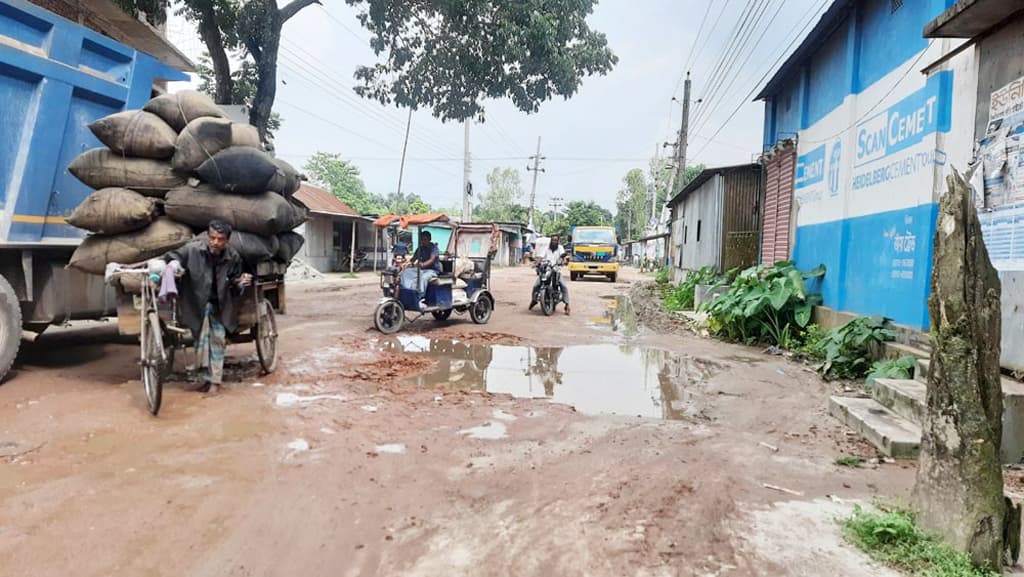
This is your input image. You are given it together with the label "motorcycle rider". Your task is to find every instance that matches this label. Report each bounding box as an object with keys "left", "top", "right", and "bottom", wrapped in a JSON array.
[{"left": 529, "top": 234, "right": 570, "bottom": 315}]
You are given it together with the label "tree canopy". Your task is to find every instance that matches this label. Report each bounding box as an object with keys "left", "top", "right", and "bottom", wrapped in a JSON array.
[
  {"left": 304, "top": 152, "right": 376, "bottom": 213},
  {"left": 121, "top": 1, "right": 615, "bottom": 144},
  {"left": 564, "top": 201, "right": 613, "bottom": 227},
  {"left": 613, "top": 162, "right": 704, "bottom": 241},
  {"left": 118, "top": 0, "right": 318, "bottom": 144},
  {"left": 614, "top": 168, "right": 647, "bottom": 241},
  {"left": 344, "top": 0, "right": 618, "bottom": 121},
  {"left": 475, "top": 167, "right": 525, "bottom": 222},
  {"left": 303, "top": 152, "right": 434, "bottom": 215}
]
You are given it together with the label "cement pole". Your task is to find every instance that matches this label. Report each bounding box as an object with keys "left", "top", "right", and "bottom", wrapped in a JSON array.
[
  {"left": 350, "top": 220, "right": 357, "bottom": 273},
  {"left": 651, "top": 144, "right": 659, "bottom": 226},
  {"left": 673, "top": 73, "right": 692, "bottom": 196},
  {"left": 396, "top": 108, "right": 412, "bottom": 196},
  {"left": 462, "top": 121, "right": 471, "bottom": 223},
  {"left": 527, "top": 136, "right": 544, "bottom": 229}
]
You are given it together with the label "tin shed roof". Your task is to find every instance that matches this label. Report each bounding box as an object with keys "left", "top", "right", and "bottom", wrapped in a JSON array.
[{"left": 293, "top": 184, "right": 359, "bottom": 217}]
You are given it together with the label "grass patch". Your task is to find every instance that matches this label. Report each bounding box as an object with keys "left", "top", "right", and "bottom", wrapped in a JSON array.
[
  {"left": 664, "top": 266, "right": 718, "bottom": 312},
  {"left": 835, "top": 455, "right": 865, "bottom": 468},
  {"left": 842, "top": 505, "right": 1000, "bottom": 577}
]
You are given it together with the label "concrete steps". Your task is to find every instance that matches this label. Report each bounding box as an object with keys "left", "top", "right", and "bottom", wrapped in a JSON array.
[
  {"left": 828, "top": 396, "right": 922, "bottom": 458},
  {"left": 870, "top": 378, "right": 926, "bottom": 424},
  {"left": 829, "top": 355, "right": 1024, "bottom": 462}
]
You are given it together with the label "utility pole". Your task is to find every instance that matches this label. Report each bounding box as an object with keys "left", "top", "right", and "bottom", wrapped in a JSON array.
[
  {"left": 549, "top": 196, "right": 564, "bottom": 216},
  {"left": 396, "top": 109, "right": 412, "bottom": 195},
  {"left": 526, "top": 136, "right": 545, "bottom": 228},
  {"left": 462, "top": 121, "right": 472, "bottom": 222},
  {"left": 650, "top": 144, "right": 660, "bottom": 227},
  {"left": 626, "top": 203, "right": 632, "bottom": 242},
  {"left": 672, "top": 73, "right": 693, "bottom": 196}
]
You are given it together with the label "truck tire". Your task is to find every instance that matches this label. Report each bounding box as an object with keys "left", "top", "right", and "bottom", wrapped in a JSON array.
[{"left": 0, "top": 275, "right": 22, "bottom": 384}]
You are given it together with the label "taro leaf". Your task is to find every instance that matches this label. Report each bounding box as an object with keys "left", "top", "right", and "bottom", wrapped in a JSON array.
[
  {"left": 786, "top": 268, "right": 807, "bottom": 299},
  {"left": 802, "top": 264, "right": 826, "bottom": 279},
  {"left": 743, "top": 294, "right": 766, "bottom": 317},
  {"left": 769, "top": 285, "right": 793, "bottom": 311},
  {"left": 794, "top": 303, "right": 813, "bottom": 327}
]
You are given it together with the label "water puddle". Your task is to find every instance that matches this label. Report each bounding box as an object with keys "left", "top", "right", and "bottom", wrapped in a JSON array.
[{"left": 377, "top": 336, "right": 723, "bottom": 420}]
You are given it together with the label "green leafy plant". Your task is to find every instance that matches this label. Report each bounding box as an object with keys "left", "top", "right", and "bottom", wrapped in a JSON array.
[
  {"left": 811, "top": 316, "right": 896, "bottom": 380},
  {"left": 866, "top": 356, "right": 917, "bottom": 384},
  {"left": 664, "top": 266, "right": 718, "bottom": 312},
  {"left": 834, "top": 455, "right": 865, "bottom": 468},
  {"left": 699, "top": 261, "right": 825, "bottom": 346},
  {"left": 655, "top": 266, "right": 671, "bottom": 285},
  {"left": 794, "top": 324, "right": 828, "bottom": 359},
  {"left": 842, "top": 505, "right": 1000, "bottom": 577}
]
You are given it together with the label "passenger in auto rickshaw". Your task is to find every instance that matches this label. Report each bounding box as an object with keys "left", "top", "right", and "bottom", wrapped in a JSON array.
[{"left": 399, "top": 230, "right": 441, "bottom": 305}]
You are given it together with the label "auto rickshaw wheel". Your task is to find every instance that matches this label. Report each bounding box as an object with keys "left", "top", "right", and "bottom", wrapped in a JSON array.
[
  {"left": 254, "top": 298, "right": 278, "bottom": 373},
  {"left": 431, "top": 309, "right": 452, "bottom": 321},
  {"left": 374, "top": 300, "right": 405, "bottom": 334},
  {"left": 470, "top": 294, "right": 493, "bottom": 324}
]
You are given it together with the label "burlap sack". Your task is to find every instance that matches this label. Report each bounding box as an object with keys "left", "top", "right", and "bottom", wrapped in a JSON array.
[
  {"left": 67, "top": 188, "right": 157, "bottom": 234},
  {"left": 286, "top": 198, "right": 310, "bottom": 229},
  {"left": 276, "top": 231, "right": 305, "bottom": 262},
  {"left": 192, "top": 230, "right": 280, "bottom": 265},
  {"left": 88, "top": 111, "right": 177, "bottom": 159},
  {"left": 195, "top": 147, "right": 278, "bottom": 194},
  {"left": 164, "top": 184, "right": 306, "bottom": 236},
  {"left": 171, "top": 117, "right": 233, "bottom": 172},
  {"left": 231, "top": 123, "right": 261, "bottom": 147},
  {"left": 68, "top": 149, "right": 186, "bottom": 197},
  {"left": 69, "top": 217, "right": 194, "bottom": 275},
  {"left": 143, "top": 90, "right": 226, "bottom": 132},
  {"left": 118, "top": 274, "right": 144, "bottom": 295},
  {"left": 267, "top": 158, "right": 302, "bottom": 196}
]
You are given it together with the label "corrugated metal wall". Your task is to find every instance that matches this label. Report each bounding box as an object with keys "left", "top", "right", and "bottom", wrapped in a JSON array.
[
  {"left": 674, "top": 175, "right": 724, "bottom": 272},
  {"left": 721, "top": 167, "right": 763, "bottom": 271},
  {"left": 298, "top": 217, "right": 334, "bottom": 272},
  {"left": 761, "top": 141, "right": 797, "bottom": 264}
]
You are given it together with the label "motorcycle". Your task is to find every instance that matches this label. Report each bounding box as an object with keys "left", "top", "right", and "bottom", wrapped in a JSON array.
[{"left": 534, "top": 261, "right": 564, "bottom": 316}]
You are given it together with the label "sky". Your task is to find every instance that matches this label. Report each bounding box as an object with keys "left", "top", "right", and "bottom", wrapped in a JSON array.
[{"left": 167, "top": 0, "right": 830, "bottom": 214}]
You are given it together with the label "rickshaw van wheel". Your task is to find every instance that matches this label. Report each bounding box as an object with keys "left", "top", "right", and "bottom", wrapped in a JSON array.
[{"left": 255, "top": 299, "right": 279, "bottom": 373}]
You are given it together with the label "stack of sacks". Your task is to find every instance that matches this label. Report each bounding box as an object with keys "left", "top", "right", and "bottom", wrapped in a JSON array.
[{"left": 65, "top": 90, "right": 308, "bottom": 290}]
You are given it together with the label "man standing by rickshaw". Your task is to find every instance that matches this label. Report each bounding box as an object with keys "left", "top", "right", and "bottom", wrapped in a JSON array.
[{"left": 165, "top": 219, "right": 252, "bottom": 395}]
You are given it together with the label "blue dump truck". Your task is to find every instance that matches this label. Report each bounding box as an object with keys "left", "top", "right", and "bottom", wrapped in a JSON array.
[{"left": 0, "top": 0, "right": 189, "bottom": 380}]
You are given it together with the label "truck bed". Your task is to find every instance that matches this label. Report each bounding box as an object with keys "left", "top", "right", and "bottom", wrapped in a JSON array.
[{"left": 0, "top": 0, "right": 188, "bottom": 246}]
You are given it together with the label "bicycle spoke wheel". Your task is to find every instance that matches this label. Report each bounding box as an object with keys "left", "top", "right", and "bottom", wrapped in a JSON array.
[
  {"left": 142, "top": 311, "right": 164, "bottom": 415},
  {"left": 255, "top": 299, "right": 278, "bottom": 374}
]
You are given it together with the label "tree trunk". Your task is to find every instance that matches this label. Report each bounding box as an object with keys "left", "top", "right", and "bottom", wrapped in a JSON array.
[
  {"left": 246, "top": 0, "right": 320, "bottom": 144},
  {"left": 195, "top": 4, "right": 233, "bottom": 105},
  {"left": 913, "top": 170, "right": 1011, "bottom": 570},
  {"left": 249, "top": 17, "right": 281, "bottom": 147}
]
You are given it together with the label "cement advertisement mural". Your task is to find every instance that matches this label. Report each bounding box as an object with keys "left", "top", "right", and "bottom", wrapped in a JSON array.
[{"left": 791, "top": 60, "right": 952, "bottom": 328}]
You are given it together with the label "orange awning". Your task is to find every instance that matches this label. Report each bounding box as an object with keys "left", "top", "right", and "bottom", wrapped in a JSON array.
[{"left": 373, "top": 213, "right": 450, "bottom": 228}]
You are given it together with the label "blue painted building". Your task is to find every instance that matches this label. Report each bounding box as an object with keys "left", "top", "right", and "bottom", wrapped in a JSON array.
[{"left": 757, "top": 0, "right": 976, "bottom": 329}]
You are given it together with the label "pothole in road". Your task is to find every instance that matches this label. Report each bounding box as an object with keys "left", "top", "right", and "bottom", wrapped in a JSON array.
[{"left": 376, "top": 336, "right": 724, "bottom": 420}]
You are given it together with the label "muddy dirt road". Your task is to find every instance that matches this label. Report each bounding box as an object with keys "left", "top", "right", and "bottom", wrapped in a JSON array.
[{"left": 0, "top": 267, "right": 914, "bottom": 577}]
